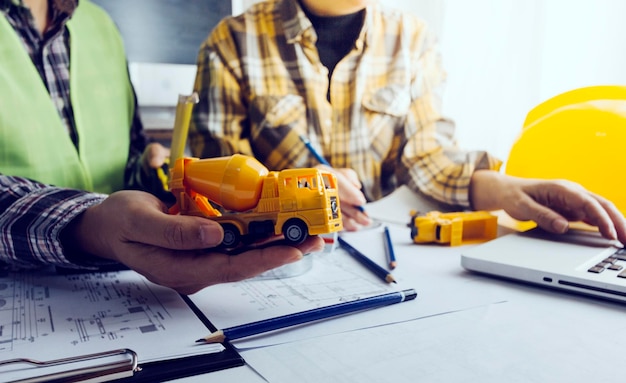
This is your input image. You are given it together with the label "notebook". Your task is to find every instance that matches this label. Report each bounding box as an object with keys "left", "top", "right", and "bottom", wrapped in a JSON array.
[{"left": 460, "top": 228, "right": 626, "bottom": 303}]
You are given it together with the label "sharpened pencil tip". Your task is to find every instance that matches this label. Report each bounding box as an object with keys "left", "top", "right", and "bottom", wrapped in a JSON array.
[
  {"left": 195, "top": 330, "right": 226, "bottom": 344},
  {"left": 385, "top": 274, "right": 397, "bottom": 284}
]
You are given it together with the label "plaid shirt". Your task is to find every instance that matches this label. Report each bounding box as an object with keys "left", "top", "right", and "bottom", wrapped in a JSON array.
[
  {"left": 0, "top": 0, "right": 146, "bottom": 267},
  {"left": 190, "top": 0, "right": 502, "bottom": 207},
  {"left": 0, "top": 175, "right": 106, "bottom": 268}
]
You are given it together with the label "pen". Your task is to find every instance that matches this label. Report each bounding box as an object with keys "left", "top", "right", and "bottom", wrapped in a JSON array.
[
  {"left": 337, "top": 236, "right": 397, "bottom": 284},
  {"left": 298, "top": 135, "right": 365, "bottom": 213},
  {"left": 383, "top": 225, "right": 397, "bottom": 269},
  {"left": 195, "top": 288, "right": 417, "bottom": 344}
]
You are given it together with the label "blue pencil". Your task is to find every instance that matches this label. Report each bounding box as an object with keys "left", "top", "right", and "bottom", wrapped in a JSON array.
[
  {"left": 299, "top": 134, "right": 331, "bottom": 167},
  {"left": 195, "top": 289, "right": 417, "bottom": 343},
  {"left": 337, "top": 236, "right": 397, "bottom": 284},
  {"left": 298, "top": 135, "right": 365, "bottom": 213},
  {"left": 383, "top": 226, "right": 397, "bottom": 269}
]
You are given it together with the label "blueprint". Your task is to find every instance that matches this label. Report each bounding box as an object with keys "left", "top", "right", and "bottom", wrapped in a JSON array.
[{"left": 0, "top": 268, "right": 222, "bottom": 380}]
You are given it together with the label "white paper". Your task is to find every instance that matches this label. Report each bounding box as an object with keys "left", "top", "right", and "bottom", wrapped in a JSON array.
[
  {"left": 241, "top": 285, "right": 626, "bottom": 383},
  {"left": 188, "top": 222, "right": 508, "bottom": 349},
  {"left": 0, "top": 269, "right": 223, "bottom": 381},
  {"left": 364, "top": 185, "right": 453, "bottom": 225}
]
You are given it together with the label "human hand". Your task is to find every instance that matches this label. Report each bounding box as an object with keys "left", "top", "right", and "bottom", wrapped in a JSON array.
[
  {"left": 471, "top": 170, "right": 626, "bottom": 244},
  {"left": 64, "top": 190, "right": 324, "bottom": 294},
  {"left": 141, "top": 142, "right": 170, "bottom": 171},
  {"left": 316, "top": 165, "right": 371, "bottom": 231}
]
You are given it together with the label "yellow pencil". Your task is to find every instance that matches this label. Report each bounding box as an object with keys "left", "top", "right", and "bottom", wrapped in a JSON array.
[
  {"left": 169, "top": 92, "right": 199, "bottom": 169},
  {"left": 156, "top": 92, "right": 199, "bottom": 191}
]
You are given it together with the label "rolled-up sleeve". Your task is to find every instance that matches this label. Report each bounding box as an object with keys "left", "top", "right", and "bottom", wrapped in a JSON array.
[
  {"left": 399, "top": 26, "right": 502, "bottom": 208},
  {"left": 0, "top": 175, "right": 106, "bottom": 268}
]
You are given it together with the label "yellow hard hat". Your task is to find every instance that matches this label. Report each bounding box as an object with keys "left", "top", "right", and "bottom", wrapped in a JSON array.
[{"left": 506, "top": 85, "right": 626, "bottom": 216}]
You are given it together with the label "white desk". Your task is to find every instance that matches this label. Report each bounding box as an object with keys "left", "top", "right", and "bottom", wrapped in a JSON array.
[
  {"left": 170, "top": 238, "right": 624, "bottom": 382},
  {"left": 171, "top": 189, "right": 625, "bottom": 383}
]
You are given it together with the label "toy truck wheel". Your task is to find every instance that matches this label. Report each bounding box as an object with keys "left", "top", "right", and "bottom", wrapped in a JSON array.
[
  {"left": 221, "top": 223, "right": 241, "bottom": 248},
  {"left": 282, "top": 219, "right": 308, "bottom": 245}
]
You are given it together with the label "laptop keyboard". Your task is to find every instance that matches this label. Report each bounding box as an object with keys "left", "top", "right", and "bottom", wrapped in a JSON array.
[{"left": 588, "top": 248, "right": 626, "bottom": 278}]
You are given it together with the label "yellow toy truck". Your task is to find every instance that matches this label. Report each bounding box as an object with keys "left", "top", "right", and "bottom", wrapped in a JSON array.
[
  {"left": 408, "top": 210, "right": 497, "bottom": 246},
  {"left": 168, "top": 154, "right": 343, "bottom": 248}
]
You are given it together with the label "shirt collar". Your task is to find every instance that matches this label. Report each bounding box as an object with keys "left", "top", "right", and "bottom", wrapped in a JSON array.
[
  {"left": 280, "top": 0, "right": 374, "bottom": 50},
  {"left": 280, "top": 0, "right": 311, "bottom": 44}
]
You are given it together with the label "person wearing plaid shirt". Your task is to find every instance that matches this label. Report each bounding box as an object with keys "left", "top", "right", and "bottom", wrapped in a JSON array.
[
  {"left": 189, "top": 0, "right": 626, "bottom": 240},
  {"left": 0, "top": 0, "right": 323, "bottom": 293}
]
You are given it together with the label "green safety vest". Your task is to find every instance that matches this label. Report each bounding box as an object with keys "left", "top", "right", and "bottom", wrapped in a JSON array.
[{"left": 0, "top": 0, "right": 133, "bottom": 194}]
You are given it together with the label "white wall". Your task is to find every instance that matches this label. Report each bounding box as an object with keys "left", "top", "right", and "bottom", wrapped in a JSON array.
[
  {"left": 388, "top": 0, "right": 626, "bottom": 160},
  {"left": 437, "top": 0, "right": 544, "bottom": 160},
  {"left": 131, "top": 0, "right": 256, "bottom": 108},
  {"left": 129, "top": 63, "right": 196, "bottom": 107},
  {"left": 539, "top": 0, "right": 626, "bottom": 97}
]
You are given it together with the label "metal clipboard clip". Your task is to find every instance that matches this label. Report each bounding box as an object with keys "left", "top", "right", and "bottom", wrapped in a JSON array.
[{"left": 0, "top": 348, "right": 139, "bottom": 383}]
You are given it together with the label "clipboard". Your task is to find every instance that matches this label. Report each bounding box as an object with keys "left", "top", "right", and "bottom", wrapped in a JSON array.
[
  {"left": 0, "top": 349, "right": 137, "bottom": 383},
  {"left": 0, "top": 269, "right": 244, "bottom": 383},
  {"left": 115, "top": 296, "right": 244, "bottom": 383},
  {"left": 1, "top": 340, "right": 243, "bottom": 383}
]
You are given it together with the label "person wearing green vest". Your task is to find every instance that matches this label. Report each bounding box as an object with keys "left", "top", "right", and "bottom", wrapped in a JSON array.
[{"left": 0, "top": 0, "right": 323, "bottom": 294}]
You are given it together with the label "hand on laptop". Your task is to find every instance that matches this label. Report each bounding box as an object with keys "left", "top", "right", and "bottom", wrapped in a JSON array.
[{"left": 470, "top": 170, "right": 626, "bottom": 245}]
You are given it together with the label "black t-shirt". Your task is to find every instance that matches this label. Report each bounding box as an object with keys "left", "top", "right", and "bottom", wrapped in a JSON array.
[{"left": 300, "top": 4, "right": 365, "bottom": 100}]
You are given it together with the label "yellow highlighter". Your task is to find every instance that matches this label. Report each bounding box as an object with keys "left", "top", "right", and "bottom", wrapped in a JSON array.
[{"left": 157, "top": 92, "right": 199, "bottom": 191}]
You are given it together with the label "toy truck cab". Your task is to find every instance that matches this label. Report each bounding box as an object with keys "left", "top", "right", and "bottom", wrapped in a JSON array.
[{"left": 266, "top": 167, "right": 341, "bottom": 244}]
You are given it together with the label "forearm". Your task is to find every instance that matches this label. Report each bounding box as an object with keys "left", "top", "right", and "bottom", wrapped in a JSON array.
[
  {"left": 0, "top": 175, "right": 106, "bottom": 268},
  {"left": 469, "top": 169, "right": 508, "bottom": 211},
  {"left": 401, "top": 34, "right": 502, "bottom": 207},
  {"left": 401, "top": 121, "right": 502, "bottom": 208}
]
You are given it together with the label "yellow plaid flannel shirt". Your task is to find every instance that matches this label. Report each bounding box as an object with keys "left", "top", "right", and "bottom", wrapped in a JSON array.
[{"left": 189, "top": 0, "right": 502, "bottom": 207}]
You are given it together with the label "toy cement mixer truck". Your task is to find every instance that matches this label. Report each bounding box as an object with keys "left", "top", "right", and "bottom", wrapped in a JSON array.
[{"left": 168, "top": 154, "right": 343, "bottom": 248}]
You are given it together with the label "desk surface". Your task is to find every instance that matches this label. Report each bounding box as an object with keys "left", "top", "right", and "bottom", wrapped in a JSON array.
[
  {"left": 169, "top": 189, "right": 624, "bottom": 383},
  {"left": 170, "top": 239, "right": 624, "bottom": 382}
]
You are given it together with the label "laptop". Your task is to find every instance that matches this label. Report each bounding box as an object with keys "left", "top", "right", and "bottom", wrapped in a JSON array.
[{"left": 460, "top": 228, "right": 626, "bottom": 303}]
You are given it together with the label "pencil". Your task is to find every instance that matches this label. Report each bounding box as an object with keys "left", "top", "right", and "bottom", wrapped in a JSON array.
[
  {"left": 169, "top": 93, "right": 199, "bottom": 166},
  {"left": 337, "top": 236, "right": 397, "bottom": 284},
  {"left": 383, "top": 226, "right": 397, "bottom": 269},
  {"left": 156, "top": 92, "right": 199, "bottom": 192},
  {"left": 298, "top": 135, "right": 365, "bottom": 213},
  {"left": 195, "top": 288, "right": 417, "bottom": 344}
]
